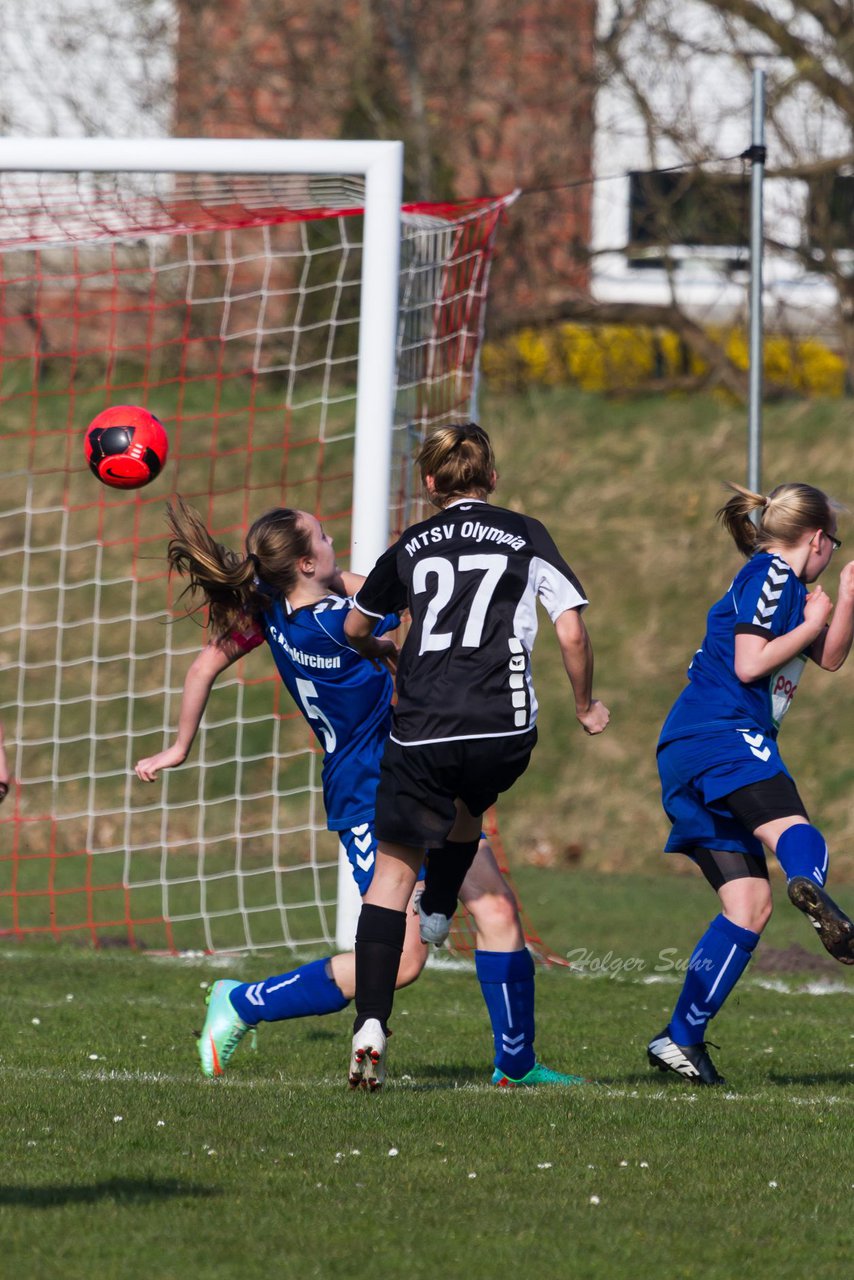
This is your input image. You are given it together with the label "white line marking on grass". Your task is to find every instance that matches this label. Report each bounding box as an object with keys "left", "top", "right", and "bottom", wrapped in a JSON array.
[
  {"left": 0, "top": 1066, "right": 849, "bottom": 1104},
  {"left": 751, "top": 978, "right": 854, "bottom": 996}
]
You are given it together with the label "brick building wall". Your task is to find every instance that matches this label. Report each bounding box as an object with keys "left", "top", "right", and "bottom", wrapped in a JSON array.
[{"left": 174, "top": 0, "right": 596, "bottom": 323}]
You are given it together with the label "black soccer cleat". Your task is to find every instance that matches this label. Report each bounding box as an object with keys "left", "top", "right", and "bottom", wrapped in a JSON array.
[
  {"left": 787, "top": 877, "right": 854, "bottom": 965},
  {"left": 647, "top": 1028, "right": 726, "bottom": 1086}
]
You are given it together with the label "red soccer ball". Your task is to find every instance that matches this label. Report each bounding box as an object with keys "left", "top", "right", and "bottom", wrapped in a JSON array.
[{"left": 84, "top": 405, "right": 169, "bottom": 490}]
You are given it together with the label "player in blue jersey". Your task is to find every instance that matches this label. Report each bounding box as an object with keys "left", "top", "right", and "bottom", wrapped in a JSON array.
[
  {"left": 136, "top": 497, "right": 582, "bottom": 1087},
  {"left": 649, "top": 481, "right": 854, "bottom": 1086}
]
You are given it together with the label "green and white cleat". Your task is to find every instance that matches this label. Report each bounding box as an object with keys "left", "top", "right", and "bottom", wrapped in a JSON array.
[
  {"left": 198, "top": 979, "right": 253, "bottom": 1078},
  {"left": 492, "top": 1061, "right": 590, "bottom": 1087}
]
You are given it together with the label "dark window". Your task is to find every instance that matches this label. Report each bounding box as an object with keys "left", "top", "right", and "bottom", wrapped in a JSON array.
[
  {"left": 807, "top": 174, "right": 854, "bottom": 252},
  {"left": 628, "top": 171, "right": 747, "bottom": 260}
]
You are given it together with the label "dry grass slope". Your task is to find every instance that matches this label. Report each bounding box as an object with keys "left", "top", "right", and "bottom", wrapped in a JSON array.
[{"left": 481, "top": 386, "right": 854, "bottom": 878}]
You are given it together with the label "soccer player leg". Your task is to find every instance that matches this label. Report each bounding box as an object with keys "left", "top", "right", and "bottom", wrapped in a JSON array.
[
  {"left": 669, "top": 823, "right": 765, "bottom": 1050},
  {"left": 668, "top": 888, "right": 762, "bottom": 1047},
  {"left": 228, "top": 958, "right": 351, "bottom": 1026},
  {"left": 460, "top": 838, "right": 533, "bottom": 1078},
  {"left": 461, "top": 837, "right": 587, "bottom": 1087},
  {"left": 650, "top": 740, "right": 768, "bottom": 1085},
  {"left": 755, "top": 821, "right": 854, "bottom": 965},
  {"left": 648, "top": 849, "right": 765, "bottom": 1087},
  {"left": 199, "top": 958, "right": 352, "bottom": 1078},
  {"left": 419, "top": 821, "right": 481, "bottom": 946},
  {"left": 728, "top": 777, "right": 854, "bottom": 965},
  {"left": 350, "top": 842, "right": 422, "bottom": 1090}
]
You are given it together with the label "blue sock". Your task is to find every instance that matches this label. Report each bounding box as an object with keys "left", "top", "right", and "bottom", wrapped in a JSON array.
[
  {"left": 475, "top": 948, "right": 536, "bottom": 1078},
  {"left": 776, "top": 824, "right": 829, "bottom": 887},
  {"left": 229, "top": 958, "right": 349, "bottom": 1026},
  {"left": 669, "top": 914, "right": 760, "bottom": 1045}
]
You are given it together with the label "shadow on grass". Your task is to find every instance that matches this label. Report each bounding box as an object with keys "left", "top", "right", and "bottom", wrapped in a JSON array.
[
  {"left": 767, "top": 1071, "right": 854, "bottom": 1088},
  {"left": 0, "top": 1178, "right": 220, "bottom": 1209},
  {"left": 414, "top": 1064, "right": 489, "bottom": 1085}
]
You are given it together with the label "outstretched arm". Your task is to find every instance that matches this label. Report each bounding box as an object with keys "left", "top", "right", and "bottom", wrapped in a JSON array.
[
  {"left": 554, "top": 608, "right": 610, "bottom": 735},
  {"left": 134, "top": 640, "right": 244, "bottom": 781}
]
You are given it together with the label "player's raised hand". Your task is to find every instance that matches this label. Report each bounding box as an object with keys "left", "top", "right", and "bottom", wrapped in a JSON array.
[
  {"left": 836, "top": 559, "right": 854, "bottom": 603},
  {"left": 135, "top": 745, "right": 188, "bottom": 782},
  {"left": 804, "top": 583, "right": 834, "bottom": 631}
]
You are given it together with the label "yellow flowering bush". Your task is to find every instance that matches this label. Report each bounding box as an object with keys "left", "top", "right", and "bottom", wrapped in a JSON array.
[{"left": 482, "top": 324, "right": 848, "bottom": 397}]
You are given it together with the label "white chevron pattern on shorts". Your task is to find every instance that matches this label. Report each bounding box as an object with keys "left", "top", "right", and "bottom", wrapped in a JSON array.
[{"left": 741, "top": 730, "right": 771, "bottom": 762}]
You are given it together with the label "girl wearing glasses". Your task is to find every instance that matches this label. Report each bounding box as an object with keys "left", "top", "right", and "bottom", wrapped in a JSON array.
[{"left": 649, "top": 481, "right": 854, "bottom": 1086}]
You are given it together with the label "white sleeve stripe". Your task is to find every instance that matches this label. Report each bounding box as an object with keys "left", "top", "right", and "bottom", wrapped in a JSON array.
[
  {"left": 533, "top": 555, "right": 588, "bottom": 622},
  {"left": 350, "top": 592, "right": 385, "bottom": 620}
]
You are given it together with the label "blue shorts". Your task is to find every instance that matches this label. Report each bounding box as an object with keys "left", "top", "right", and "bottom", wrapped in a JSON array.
[
  {"left": 338, "top": 822, "right": 426, "bottom": 896},
  {"left": 657, "top": 726, "right": 792, "bottom": 858}
]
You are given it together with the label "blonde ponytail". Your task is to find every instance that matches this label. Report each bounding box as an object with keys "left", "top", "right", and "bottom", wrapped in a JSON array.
[{"left": 717, "top": 481, "right": 835, "bottom": 559}]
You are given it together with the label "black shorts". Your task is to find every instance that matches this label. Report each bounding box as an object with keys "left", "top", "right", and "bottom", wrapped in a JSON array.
[
  {"left": 722, "top": 773, "right": 809, "bottom": 829},
  {"left": 691, "top": 847, "right": 770, "bottom": 892},
  {"left": 374, "top": 730, "right": 538, "bottom": 848}
]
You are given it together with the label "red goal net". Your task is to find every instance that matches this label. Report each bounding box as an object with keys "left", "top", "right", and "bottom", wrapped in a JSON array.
[{"left": 0, "top": 168, "right": 547, "bottom": 956}]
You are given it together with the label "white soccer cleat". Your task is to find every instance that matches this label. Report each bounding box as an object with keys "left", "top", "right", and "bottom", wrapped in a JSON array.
[
  {"left": 415, "top": 892, "right": 451, "bottom": 947},
  {"left": 348, "top": 1018, "right": 387, "bottom": 1091}
]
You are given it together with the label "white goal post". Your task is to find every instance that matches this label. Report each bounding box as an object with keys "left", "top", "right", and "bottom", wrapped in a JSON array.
[
  {"left": 0, "top": 135, "right": 403, "bottom": 569},
  {"left": 0, "top": 136, "right": 514, "bottom": 955}
]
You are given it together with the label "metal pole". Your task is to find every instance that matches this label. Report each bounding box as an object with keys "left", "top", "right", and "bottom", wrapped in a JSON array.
[{"left": 747, "top": 69, "right": 766, "bottom": 495}]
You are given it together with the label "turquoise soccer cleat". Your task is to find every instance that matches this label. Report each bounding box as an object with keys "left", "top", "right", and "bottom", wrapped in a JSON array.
[
  {"left": 197, "top": 979, "right": 254, "bottom": 1078},
  {"left": 492, "top": 1061, "right": 590, "bottom": 1087}
]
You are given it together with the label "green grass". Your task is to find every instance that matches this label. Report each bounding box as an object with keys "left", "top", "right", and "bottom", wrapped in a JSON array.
[{"left": 1, "top": 867, "right": 852, "bottom": 1279}]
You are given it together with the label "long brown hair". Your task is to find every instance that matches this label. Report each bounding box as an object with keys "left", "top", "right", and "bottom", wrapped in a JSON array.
[
  {"left": 166, "top": 497, "right": 312, "bottom": 639},
  {"left": 716, "top": 481, "right": 837, "bottom": 558},
  {"left": 415, "top": 422, "right": 496, "bottom": 508}
]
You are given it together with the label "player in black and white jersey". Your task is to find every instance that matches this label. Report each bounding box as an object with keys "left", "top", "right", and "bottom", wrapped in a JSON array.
[{"left": 344, "top": 422, "right": 609, "bottom": 1089}]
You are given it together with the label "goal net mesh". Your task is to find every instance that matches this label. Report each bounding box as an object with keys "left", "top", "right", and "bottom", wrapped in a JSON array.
[{"left": 0, "top": 169, "right": 540, "bottom": 955}]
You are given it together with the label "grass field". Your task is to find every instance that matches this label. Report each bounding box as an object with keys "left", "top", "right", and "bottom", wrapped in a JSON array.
[{"left": 2, "top": 866, "right": 852, "bottom": 1280}]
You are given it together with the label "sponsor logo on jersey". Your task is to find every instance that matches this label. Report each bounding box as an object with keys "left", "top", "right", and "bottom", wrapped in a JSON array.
[
  {"left": 267, "top": 624, "right": 342, "bottom": 669},
  {"left": 403, "top": 520, "right": 526, "bottom": 557},
  {"left": 769, "top": 653, "right": 806, "bottom": 727}
]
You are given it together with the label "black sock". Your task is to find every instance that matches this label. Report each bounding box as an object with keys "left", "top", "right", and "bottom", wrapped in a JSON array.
[
  {"left": 420, "top": 839, "right": 481, "bottom": 918},
  {"left": 353, "top": 903, "right": 406, "bottom": 1033}
]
